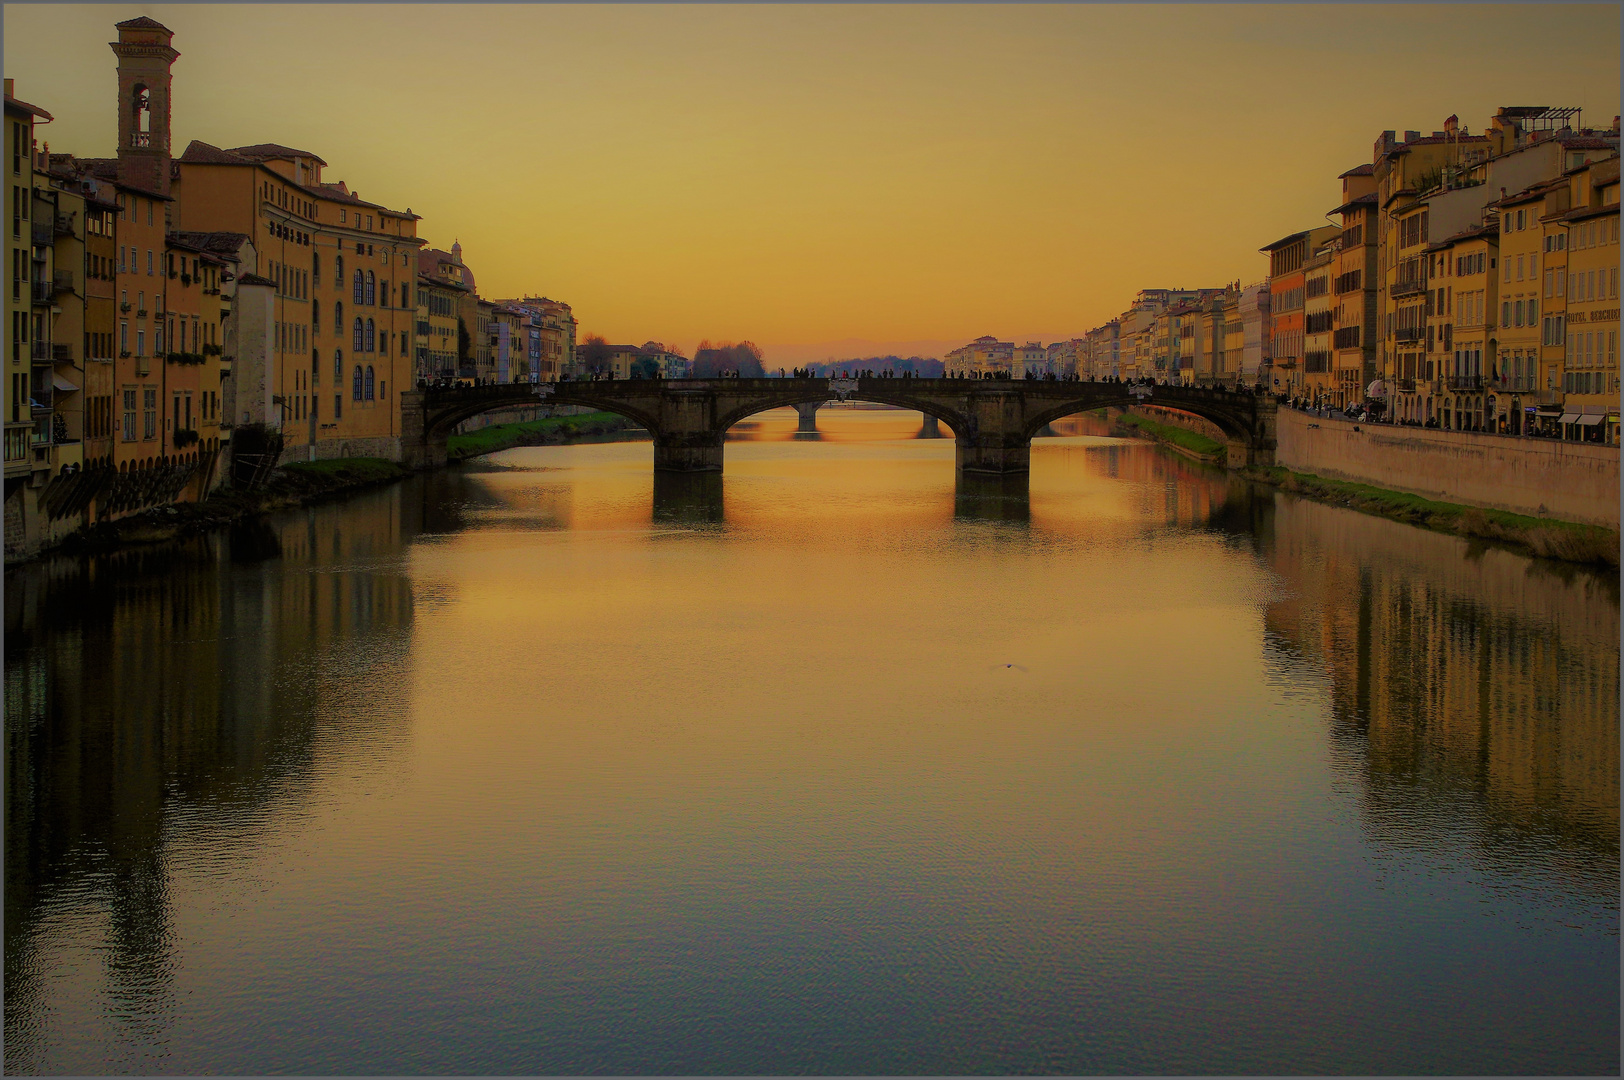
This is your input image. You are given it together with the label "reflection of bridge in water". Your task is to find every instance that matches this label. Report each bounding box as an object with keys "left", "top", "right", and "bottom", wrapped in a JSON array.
[{"left": 404, "top": 377, "right": 1277, "bottom": 477}]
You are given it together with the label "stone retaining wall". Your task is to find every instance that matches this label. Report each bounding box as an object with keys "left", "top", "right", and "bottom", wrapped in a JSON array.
[{"left": 1275, "top": 407, "right": 1620, "bottom": 527}]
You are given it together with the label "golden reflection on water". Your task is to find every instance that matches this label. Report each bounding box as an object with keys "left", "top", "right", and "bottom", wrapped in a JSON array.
[{"left": 4, "top": 406, "right": 1617, "bottom": 1075}]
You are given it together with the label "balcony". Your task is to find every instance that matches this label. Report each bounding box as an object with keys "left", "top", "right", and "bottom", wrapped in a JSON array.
[
  {"left": 53, "top": 269, "right": 73, "bottom": 295},
  {"left": 120, "top": 302, "right": 132, "bottom": 313},
  {"left": 1391, "top": 279, "right": 1427, "bottom": 298},
  {"left": 1396, "top": 378, "right": 1418, "bottom": 392},
  {"left": 4, "top": 423, "right": 31, "bottom": 470},
  {"left": 30, "top": 339, "right": 50, "bottom": 362},
  {"left": 1395, "top": 326, "right": 1425, "bottom": 343},
  {"left": 1447, "top": 375, "right": 1483, "bottom": 390},
  {"left": 54, "top": 212, "right": 73, "bottom": 238},
  {"left": 31, "top": 279, "right": 54, "bottom": 304},
  {"left": 136, "top": 308, "right": 148, "bottom": 318},
  {"left": 31, "top": 219, "right": 51, "bottom": 248},
  {"left": 52, "top": 343, "right": 72, "bottom": 362}
]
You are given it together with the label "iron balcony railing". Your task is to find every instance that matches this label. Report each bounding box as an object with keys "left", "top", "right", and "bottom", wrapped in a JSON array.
[
  {"left": 1447, "top": 375, "right": 1483, "bottom": 390},
  {"left": 1394, "top": 326, "right": 1426, "bottom": 343},
  {"left": 1391, "top": 279, "right": 1427, "bottom": 298},
  {"left": 30, "top": 339, "right": 50, "bottom": 361}
]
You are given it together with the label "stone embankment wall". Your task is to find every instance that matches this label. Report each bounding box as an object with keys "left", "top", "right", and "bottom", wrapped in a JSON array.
[{"left": 1274, "top": 408, "right": 1620, "bottom": 528}]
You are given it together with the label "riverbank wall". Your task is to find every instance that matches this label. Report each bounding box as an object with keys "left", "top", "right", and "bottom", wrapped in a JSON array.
[{"left": 1273, "top": 408, "right": 1619, "bottom": 529}]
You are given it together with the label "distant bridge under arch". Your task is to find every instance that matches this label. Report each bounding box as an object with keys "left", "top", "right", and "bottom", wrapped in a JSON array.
[{"left": 401, "top": 377, "right": 1277, "bottom": 474}]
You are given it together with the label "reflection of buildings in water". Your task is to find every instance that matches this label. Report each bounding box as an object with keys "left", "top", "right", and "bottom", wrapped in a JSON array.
[
  {"left": 1263, "top": 494, "right": 1620, "bottom": 896},
  {"left": 3, "top": 488, "right": 418, "bottom": 1072}
]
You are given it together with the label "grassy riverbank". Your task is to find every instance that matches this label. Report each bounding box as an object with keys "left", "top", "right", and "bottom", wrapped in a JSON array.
[
  {"left": 1101, "top": 408, "right": 1227, "bottom": 462},
  {"left": 1246, "top": 465, "right": 1620, "bottom": 567},
  {"left": 447, "top": 411, "right": 640, "bottom": 461}
]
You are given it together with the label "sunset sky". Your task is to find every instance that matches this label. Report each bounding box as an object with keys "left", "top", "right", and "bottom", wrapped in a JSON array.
[{"left": 6, "top": 4, "right": 1620, "bottom": 363}]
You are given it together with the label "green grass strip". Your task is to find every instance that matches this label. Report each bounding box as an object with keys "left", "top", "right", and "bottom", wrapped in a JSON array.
[
  {"left": 1248, "top": 465, "right": 1619, "bottom": 566},
  {"left": 1114, "top": 411, "right": 1225, "bottom": 458},
  {"left": 280, "top": 457, "right": 410, "bottom": 484},
  {"left": 446, "top": 411, "right": 633, "bottom": 460}
]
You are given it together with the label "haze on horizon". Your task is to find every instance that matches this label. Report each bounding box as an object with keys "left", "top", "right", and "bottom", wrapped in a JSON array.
[{"left": 6, "top": 3, "right": 1619, "bottom": 363}]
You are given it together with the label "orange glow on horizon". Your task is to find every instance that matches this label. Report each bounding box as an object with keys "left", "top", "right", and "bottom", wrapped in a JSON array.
[{"left": 7, "top": 4, "right": 1619, "bottom": 362}]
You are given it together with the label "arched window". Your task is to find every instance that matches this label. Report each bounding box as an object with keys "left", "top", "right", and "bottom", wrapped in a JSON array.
[
  {"left": 365, "top": 271, "right": 376, "bottom": 306},
  {"left": 334, "top": 349, "right": 343, "bottom": 381},
  {"left": 335, "top": 254, "right": 344, "bottom": 285},
  {"left": 365, "top": 366, "right": 376, "bottom": 400},
  {"left": 312, "top": 252, "right": 320, "bottom": 286},
  {"left": 353, "top": 317, "right": 364, "bottom": 352},
  {"left": 131, "top": 84, "right": 152, "bottom": 146},
  {"left": 353, "top": 269, "right": 364, "bottom": 305},
  {"left": 353, "top": 365, "right": 364, "bottom": 401},
  {"left": 364, "top": 318, "right": 375, "bottom": 352},
  {"left": 312, "top": 298, "right": 320, "bottom": 332},
  {"left": 334, "top": 300, "right": 344, "bottom": 335}
]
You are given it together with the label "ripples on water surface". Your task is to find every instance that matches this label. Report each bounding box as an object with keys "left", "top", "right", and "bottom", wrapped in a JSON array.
[{"left": 5, "top": 408, "right": 1618, "bottom": 1074}]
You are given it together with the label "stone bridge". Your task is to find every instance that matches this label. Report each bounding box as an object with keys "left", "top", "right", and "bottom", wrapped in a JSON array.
[{"left": 399, "top": 378, "right": 1276, "bottom": 473}]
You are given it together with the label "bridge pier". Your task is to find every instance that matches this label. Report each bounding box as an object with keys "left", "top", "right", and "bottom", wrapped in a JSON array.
[
  {"left": 794, "top": 400, "right": 821, "bottom": 432},
  {"left": 919, "top": 414, "right": 941, "bottom": 438},
  {"left": 955, "top": 390, "right": 1030, "bottom": 475},
  {"left": 653, "top": 434, "right": 724, "bottom": 472}
]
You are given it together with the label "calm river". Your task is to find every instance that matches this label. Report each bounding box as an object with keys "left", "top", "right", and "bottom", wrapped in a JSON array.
[{"left": 4, "top": 408, "right": 1618, "bottom": 1075}]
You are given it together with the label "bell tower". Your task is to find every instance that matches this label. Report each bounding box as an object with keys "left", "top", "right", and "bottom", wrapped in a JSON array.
[{"left": 110, "top": 16, "right": 178, "bottom": 196}]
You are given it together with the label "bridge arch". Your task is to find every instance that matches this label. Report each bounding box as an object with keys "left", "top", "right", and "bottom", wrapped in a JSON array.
[
  {"left": 421, "top": 385, "right": 661, "bottom": 447},
  {"left": 713, "top": 389, "right": 965, "bottom": 438},
  {"left": 1022, "top": 390, "right": 1259, "bottom": 445}
]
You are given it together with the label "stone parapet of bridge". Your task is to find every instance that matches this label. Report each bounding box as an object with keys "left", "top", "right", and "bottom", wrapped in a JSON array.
[{"left": 403, "top": 378, "right": 1276, "bottom": 475}]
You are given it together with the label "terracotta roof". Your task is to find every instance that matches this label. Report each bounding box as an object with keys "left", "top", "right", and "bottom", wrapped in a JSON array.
[
  {"left": 1428, "top": 223, "right": 1498, "bottom": 250},
  {"left": 1328, "top": 192, "right": 1378, "bottom": 216},
  {"left": 235, "top": 272, "right": 276, "bottom": 287},
  {"left": 1338, "top": 163, "right": 1374, "bottom": 178},
  {"left": 1493, "top": 177, "right": 1566, "bottom": 209},
  {"left": 167, "top": 230, "right": 250, "bottom": 258},
  {"left": 178, "top": 140, "right": 254, "bottom": 166},
  {"left": 4, "top": 91, "right": 52, "bottom": 121},
  {"left": 1260, "top": 230, "right": 1312, "bottom": 252},
  {"left": 1562, "top": 202, "right": 1620, "bottom": 224},
  {"left": 115, "top": 15, "right": 171, "bottom": 31},
  {"left": 226, "top": 143, "right": 328, "bottom": 167}
]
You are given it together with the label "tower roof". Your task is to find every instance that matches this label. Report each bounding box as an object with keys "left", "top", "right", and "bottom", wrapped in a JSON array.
[{"left": 115, "top": 16, "right": 172, "bottom": 31}]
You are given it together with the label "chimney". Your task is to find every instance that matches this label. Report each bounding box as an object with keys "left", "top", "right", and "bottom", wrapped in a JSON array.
[
  {"left": 1404, "top": 130, "right": 1421, "bottom": 143},
  {"left": 1444, "top": 115, "right": 1459, "bottom": 133}
]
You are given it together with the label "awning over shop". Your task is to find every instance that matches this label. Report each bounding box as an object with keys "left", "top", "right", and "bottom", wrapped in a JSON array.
[
  {"left": 1558, "top": 413, "right": 1580, "bottom": 424},
  {"left": 1577, "top": 414, "right": 1604, "bottom": 426},
  {"left": 51, "top": 374, "right": 78, "bottom": 392}
]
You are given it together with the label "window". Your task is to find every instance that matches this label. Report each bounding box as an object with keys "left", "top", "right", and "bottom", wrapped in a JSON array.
[
  {"left": 143, "top": 388, "right": 156, "bottom": 439},
  {"left": 122, "top": 389, "right": 137, "bottom": 441},
  {"left": 313, "top": 252, "right": 321, "bottom": 285},
  {"left": 353, "top": 317, "right": 364, "bottom": 351},
  {"left": 147, "top": 249, "right": 153, "bottom": 275},
  {"left": 313, "top": 299, "right": 321, "bottom": 330},
  {"left": 334, "top": 349, "right": 344, "bottom": 381},
  {"left": 365, "top": 270, "right": 375, "bottom": 306},
  {"left": 353, "top": 365, "right": 364, "bottom": 401},
  {"left": 365, "top": 318, "right": 375, "bottom": 352},
  {"left": 365, "top": 365, "right": 376, "bottom": 400},
  {"left": 353, "top": 269, "right": 364, "bottom": 305},
  {"left": 335, "top": 393, "right": 342, "bottom": 420},
  {"left": 334, "top": 301, "right": 344, "bottom": 335},
  {"left": 381, "top": 279, "right": 390, "bottom": 308}
]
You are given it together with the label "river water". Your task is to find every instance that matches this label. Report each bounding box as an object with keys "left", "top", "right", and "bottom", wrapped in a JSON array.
[{"left": 4, "top": 408, "right": 1618, "bottom": 1075}]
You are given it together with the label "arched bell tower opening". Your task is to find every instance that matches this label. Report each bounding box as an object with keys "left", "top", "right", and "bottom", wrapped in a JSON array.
[{"left": 110, "top": 16, "right": 179, "bottom": 197}]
